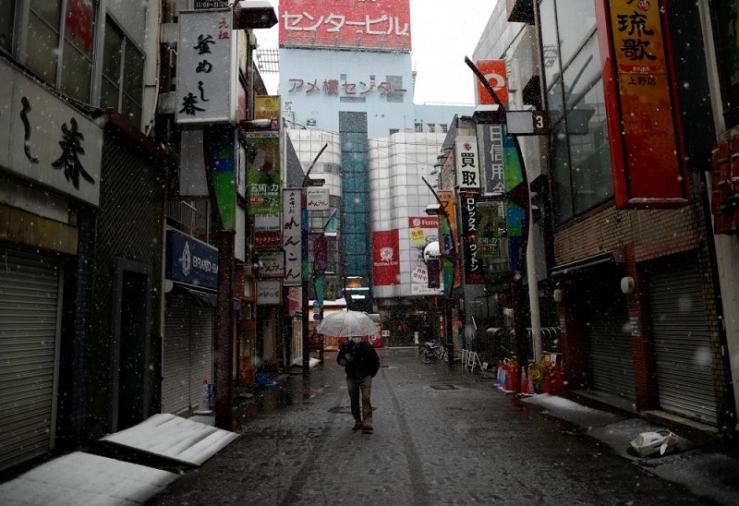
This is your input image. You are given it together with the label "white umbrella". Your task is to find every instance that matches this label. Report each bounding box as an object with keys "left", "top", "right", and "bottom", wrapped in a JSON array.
[{"left": 317, "top": 310, "right": 379, "bottom": 337}]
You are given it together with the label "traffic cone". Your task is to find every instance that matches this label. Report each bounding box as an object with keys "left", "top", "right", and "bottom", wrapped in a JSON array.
[
  {"left": 553, "top": 363, "right": 564, "bottom": 393},
  {"left": 528, "top": 367, "right": 535, "bottom": 394},
  {"left": 506, "top": 361, "right": 517, "bottom": 391},
  {"left": 520, "top": 368, "right": 529, "bottom": 395},
  {"left": 542, "top": 366, "right": 551, "bottom": 394}
]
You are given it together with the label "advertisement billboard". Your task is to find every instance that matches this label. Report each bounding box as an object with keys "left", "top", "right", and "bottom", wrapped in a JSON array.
[{"left": 372, "top": 229, "right": 400, "bottom": 286}]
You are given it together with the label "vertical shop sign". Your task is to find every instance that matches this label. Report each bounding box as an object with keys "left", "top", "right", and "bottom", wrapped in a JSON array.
[
  {"left": 438, "top": 190, "right": 459, "bottom": 297},
  {"left": 204, "top": 125, "right": 237, "bottom": 230},
  {"left": 502, "top": 126, "right": 526, "bottom": 273},
  {"left": 460, "top": 190, "right": 485, "bottom": 284},
  {"left": 372, "top": 230, "right": 400, "bottom": 286},
  {"left": 408, "top": 217, "right": 440, "bottom": 295},
  {"left": 282, "top": 188, "right": 302, "bottom": 286},
  {"left": 474, "top": 60, "right": 508, "bottom": 106},
  {"left": 177, "top": 9, "right": 235, "bottom": 124},
  {"left": 247, "top": 133, "right": 281, "bottom": 214},
  {"left": 456, "top": 136, "right": 480, "bottom": 190},
  {"left": 596, "top": 0, "right": 689, "bottom": 209}
]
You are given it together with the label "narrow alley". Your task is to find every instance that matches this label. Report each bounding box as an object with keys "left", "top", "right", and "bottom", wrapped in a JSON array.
[{"left": 144, "top": 348, "right": 737, "bottom": 506}]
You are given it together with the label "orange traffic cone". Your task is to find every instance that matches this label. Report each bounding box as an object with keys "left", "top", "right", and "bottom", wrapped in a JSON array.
[
  {"left": 520, "top": 368, "right": 529, "bottom": 395},
  {"left": 542, "top": 366, "right": 551, "bottom": 394},
  {"left": 506, "top": 361, "right": 517, "bottom": 392},
  {"left": 553, "top": 363, "right": 564, "bottom": 393}
]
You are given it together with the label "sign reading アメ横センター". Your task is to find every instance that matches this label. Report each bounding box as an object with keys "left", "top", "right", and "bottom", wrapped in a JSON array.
[
  {"left": 596, "top": 0, "right": 689, "bottom": 209},
  {"left": 279, "top": 0, "right": 411, "bottom": 52},
  {"left": 176, "top": 9, "right": 236, "bottom": 124}
]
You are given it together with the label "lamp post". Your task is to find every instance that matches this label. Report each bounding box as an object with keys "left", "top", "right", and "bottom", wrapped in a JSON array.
[
  {"left": 422, "top": 177, "right": 457, "bottom": 370},
  {"left": 465, "top": 57, "right": 531, "bottom": 394}
]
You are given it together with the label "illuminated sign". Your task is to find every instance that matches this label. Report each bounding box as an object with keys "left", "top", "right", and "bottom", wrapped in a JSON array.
[
  {"left": 596, "top": 0, "right": 689, "bottom": 209},
  {"left": 279, "top": 0, "right": 411, "bottom": 52}
]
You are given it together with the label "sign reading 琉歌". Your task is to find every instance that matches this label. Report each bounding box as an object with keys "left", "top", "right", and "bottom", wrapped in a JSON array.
[
  {"left": 596, "top": 0, "right": 689, "bottom": 209},
  {"left": 176, "top": 9, "right": 235, "bottom": 124}
]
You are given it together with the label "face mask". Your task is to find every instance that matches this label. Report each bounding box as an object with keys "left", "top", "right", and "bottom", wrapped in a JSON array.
[{"left": 351, "top": 337, "right": 362, "bottom": 344}]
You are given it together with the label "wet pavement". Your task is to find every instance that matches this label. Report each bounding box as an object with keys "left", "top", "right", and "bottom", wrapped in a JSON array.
[{"left": 145, "top": 348, "right": 739, "bottom": 506}]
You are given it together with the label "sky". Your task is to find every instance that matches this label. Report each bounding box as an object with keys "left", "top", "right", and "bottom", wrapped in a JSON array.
[{"left": 254, "top": 0, "right": 495, "bottom": 105}]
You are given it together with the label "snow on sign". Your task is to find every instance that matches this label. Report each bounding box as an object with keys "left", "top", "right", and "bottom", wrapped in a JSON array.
[{"left": 176, "top": 9, "right": 236, "bottom": 124}]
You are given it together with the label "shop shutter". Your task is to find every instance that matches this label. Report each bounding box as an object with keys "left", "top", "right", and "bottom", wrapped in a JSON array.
[
  {"left": 647, "top": 253, "right": 717, "bottom": 425},
  {"left": 586, "top": 269, "right": 636, "bottom": 400},
  {"left": 162, "top": 294, "right": 191, "bottom": 414},
  {"left": 0, "top": 248, "right": 61, "bottom": 471},
  {"left": 189, "top": 307, "right": 214, "bottom": 408}
]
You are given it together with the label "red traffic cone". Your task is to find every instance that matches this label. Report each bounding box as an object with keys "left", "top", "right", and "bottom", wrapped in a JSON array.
[
  {"left": 506, "top": 361, "right": 517, "bottom": 392},
  {"left": 520, "top": 368, "right": 529, "bottom": 395},
  {"left": 528, "top": 367, "right": 535, "bottom": 394},
  {"left": 553, "top": 363, "right": 564, "bottom": 393},
  {"left": 542, "top": 366, "right": 551, "bottom": 394}
]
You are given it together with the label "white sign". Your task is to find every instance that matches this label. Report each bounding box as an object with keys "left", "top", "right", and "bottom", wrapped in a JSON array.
[
  {"left": 282, "top": 188, "right": 303, "bottom": 286},
  {"left": 2, "top": 59, "right": 103, "bottom": 206},
  {"left": 306, "top": 187, "right": 330, "bottom": 211},
  {"left": 257, "top": 279, "right": 282, "bottom": 305},
  {"left": 455, "top": 136, "right": 480, "bottom": 189},
  {"left": 176, "top": 9, "right": 236, "bottom": 124}
]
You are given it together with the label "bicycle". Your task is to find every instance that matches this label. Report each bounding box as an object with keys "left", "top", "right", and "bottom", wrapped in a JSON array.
[{"left": 418, "top": 341, "right": 448, "bottom": 364}]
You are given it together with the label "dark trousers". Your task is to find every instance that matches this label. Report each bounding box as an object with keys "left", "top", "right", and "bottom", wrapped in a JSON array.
[{"left": 346, "top": 375, "right": 373, "bottom": 426}]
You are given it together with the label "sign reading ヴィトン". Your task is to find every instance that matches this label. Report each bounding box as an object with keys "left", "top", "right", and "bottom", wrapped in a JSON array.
[
  {"left": 279, "top": 0, "right": 411, "bottom": 52},
  {"left": 1, "top": 59, "right": 103, "bottom": 207},
  {"left": 176, "top": 9, "right": 235, "bottom": 124},
  {"left": 165, "top": 229, "right": 219, "bottom": 289},
  {"left": 596, "top": 0, "right": 689, "bottom": 209}
]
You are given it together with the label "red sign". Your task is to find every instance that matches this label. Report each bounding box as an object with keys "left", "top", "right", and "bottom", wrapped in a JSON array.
[
  {"left": 372, "top": 230, "right": 400, "bottom": 286},
  {"left": 254, "top": 230, "right": 281, "bottom": 248},
  {"left": 279, "top": 0, "right": 411, "bottom": 52},
  {"left": 596, "top": 0, "right": 689, "bottom": 209},
  {"left": 474, "top": 60, "right": 508, "bottom": 106},
  {"left": 711, "top": 138, "right": 739, "bottom": 235}
]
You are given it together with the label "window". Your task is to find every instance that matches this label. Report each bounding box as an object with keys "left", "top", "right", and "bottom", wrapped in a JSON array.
[
  {"left": 542, "top": 0, "right": 613, "bottom": 224},
  {"left": 414, "top": 122, "right": 423, "bottom": 133},
  {"left": 0, "top": 0, "right": 16, "bottom": 54},
  {"left": 440, "top": 124, "right": 448, "bottom": 133},
  {"left": 101, "top": 18, "right": 144, "bottom": 128},
  {"left": 19, "top": 0, "right": 96, "bottom": 103},
  {"left": 385, "top": 75, "right": 405, "bottom": 103}
]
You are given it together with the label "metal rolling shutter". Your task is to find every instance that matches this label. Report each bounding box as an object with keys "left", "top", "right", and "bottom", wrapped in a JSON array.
[
  {"left": 586, "top": 271, "right": 636, "bottom": 400},
  {"left": 0, "top": 248, "right": 61, "bottom": 472},
  {"left": 189, "top": 307, "right": 214, "bottom": 408},
  {"left": 647, "top": 254, "right": 717, "bottom": 425},
  {"left": 162, "top": 294, "right": 191, "bottom": 414}
]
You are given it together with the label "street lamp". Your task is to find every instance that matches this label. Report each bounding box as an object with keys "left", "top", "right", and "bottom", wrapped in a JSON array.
[{"left": 422, "top": 177, "right": 456, "bottom": 369}]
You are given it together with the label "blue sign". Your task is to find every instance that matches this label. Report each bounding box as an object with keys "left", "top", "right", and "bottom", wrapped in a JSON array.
[{"left": 166, "top": 229, "right": 219, "bottom": 289}]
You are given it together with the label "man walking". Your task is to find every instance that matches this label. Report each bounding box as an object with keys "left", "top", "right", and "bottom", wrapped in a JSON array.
[{"left": 337, "top": 336, "right": 380, "bottom": 433}]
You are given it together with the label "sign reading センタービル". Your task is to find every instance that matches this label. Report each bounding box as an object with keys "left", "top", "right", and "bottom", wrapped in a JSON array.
[{"left": 279, "top": 0, "right": 411, "bottom": 51}]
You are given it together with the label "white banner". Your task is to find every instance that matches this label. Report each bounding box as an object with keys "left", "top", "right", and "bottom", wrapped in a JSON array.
[
  {"left": 176, "top": 9, "right": 236, "bottom": 124},
  {"left": 282, "top": 188, "right": 303, "bottom": 286},
  {"left": 455, "top": 136, "right": 480, "bottom": 190}
]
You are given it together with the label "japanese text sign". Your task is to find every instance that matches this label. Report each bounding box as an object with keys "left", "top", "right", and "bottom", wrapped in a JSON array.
[
  {"left": 247, "top": 133, "right": 281, "bottom": 215},
  {"left": 307, "top": 187, "right": 330, "bottom": 211},
  {"left": 596, "top": 0, "right": 689, "bottom": 209},
  {"left": 177, "top": 9, "right": 235, "bottom": 124},
  {"left": 282, "top": 188, "right": 303, "bottom": 286},
  {"left": 456, "top": 136, "right": 480, "bottom": 190},
  {"left": 2, "top": 59, "right": 102, "bottom": 206},
  {"left": 460, "top": 190, "right": 485, "bottom": 285},
  {"left": 279, "top": 0, "right": 411, "bottom": 52}
]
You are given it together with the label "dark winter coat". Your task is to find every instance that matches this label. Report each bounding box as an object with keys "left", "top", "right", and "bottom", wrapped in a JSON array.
[{"left": 336, "top": 340, "right": 380, "bottom": 380}]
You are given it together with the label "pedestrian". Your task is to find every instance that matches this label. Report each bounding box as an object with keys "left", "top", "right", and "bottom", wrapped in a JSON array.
[{"left": 337, "top": 335, "right": 380, "bottom": 432}]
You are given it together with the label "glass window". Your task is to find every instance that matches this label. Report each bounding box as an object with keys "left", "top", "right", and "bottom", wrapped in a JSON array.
[
  {"left": 551, "top": 123, "right": 573, "bottom": 223},
  {"left": 26, "top": 1, "right": 62, "bottom": 83},
  {"left": 0, "top": 0, "right": 16, "bottom": 54},
  {"left": 102, "top": 18, "right": 144, "bottom": 128},
  {"left": 539, "top": 0, "right": 560, "bottom": 90},
  {"left": 60, "top": 0, "right": 95, "bottom": 101},
  {"left": 386, "top": 75, "right": 404, "bottom": 103},
  {"left": 555, "top": 0, "right": 596, "bottom": 69}
]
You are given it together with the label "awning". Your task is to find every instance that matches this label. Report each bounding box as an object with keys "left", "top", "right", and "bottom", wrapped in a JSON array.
[{"left": 550, "top": 249, "right": 624, "bottom": 277}]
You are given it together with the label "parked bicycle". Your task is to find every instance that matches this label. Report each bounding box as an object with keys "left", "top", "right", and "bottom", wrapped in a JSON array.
[{"left": 418, "top": 341, "right": 448, "bottom": 364}]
